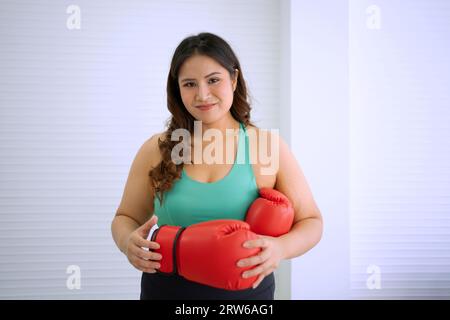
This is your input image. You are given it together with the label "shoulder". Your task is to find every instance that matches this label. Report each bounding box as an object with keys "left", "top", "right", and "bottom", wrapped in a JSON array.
[
  {"left": 137, "top": 131, "right": 166, "bottom": 171},
  {"left": 245, "top": 124, "right": 269, "bottom": 143},
  {"left": 245, "top": 123, "right": 288, "bottom": 179},
  {"left": 246, "top": 124, "right": 288, "bottom": 156},
  {"left": 246, "top": 124, "right": 282, "bottom": 140}
]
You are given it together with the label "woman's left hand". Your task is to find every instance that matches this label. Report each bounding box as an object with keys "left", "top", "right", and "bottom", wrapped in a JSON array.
[{"left": 236, "top": 235, "right": 285, "bottom": 289}]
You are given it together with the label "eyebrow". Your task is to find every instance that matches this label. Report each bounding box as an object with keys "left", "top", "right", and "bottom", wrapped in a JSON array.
[{"left": 180, "top": 72, "right": 222, "bottom": 83}]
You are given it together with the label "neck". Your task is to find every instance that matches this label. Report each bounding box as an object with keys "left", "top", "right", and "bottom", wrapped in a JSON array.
[{"left": 199, "top": 113, "right": 240, "bottom": 136}]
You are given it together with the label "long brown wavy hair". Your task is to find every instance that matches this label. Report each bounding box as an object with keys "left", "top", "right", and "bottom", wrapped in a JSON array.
[{"left": 149, "top": 32, "right": 254, "bottom": 205}]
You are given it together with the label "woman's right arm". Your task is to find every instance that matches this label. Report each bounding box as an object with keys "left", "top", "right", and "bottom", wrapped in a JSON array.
[{"left": 111, "top": 133, "right": 163, "bottom": 273}]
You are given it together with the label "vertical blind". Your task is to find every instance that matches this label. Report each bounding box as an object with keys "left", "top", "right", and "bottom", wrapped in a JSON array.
[{"left": 349, "top": 0, "right": 450, "bottom": 299}]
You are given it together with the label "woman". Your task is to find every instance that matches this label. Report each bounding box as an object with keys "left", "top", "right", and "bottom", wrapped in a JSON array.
[{"left": 111, "top": 32, "right": 323, "bottom": 300}]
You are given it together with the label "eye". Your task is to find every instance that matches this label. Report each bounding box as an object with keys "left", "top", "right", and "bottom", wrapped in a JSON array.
[
  {"left": 183, "top": 82, "right": 195, "bottom": 88},
  {"left": 182, "top": 78, "right": 219, "bottom": 88}
]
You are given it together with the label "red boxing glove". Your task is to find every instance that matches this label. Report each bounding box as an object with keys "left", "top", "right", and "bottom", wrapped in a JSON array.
[
  {"left": 245, "top": 188, "right": 294, "bottom": 237},
  {"left": 152, "top": 220, "right": 261, "bottom": 290},
  {"left": 151, "top": 188, "right": 294, "bottom": 290}
]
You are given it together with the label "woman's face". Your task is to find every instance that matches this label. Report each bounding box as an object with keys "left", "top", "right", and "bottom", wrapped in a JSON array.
[{"left": 178, "top": 54, "right": 238, "bottom": 124}]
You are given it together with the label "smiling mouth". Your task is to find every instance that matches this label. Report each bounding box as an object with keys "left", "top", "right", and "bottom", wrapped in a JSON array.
[{"left": 196, "top": 103, "right": 217, "bottom": 111}]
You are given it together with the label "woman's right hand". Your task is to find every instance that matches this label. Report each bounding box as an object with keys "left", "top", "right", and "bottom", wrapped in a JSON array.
[{"left": 124, "top": 215, "right": 162, "bottom": 273}]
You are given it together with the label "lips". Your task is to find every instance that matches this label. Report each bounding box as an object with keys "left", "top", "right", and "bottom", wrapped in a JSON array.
[{"left": 196, "top": 103, "right": 217, "bottom": 111}]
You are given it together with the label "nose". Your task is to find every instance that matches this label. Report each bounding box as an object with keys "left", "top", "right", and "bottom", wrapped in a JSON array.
[{"left": 196, "top": 82, "right": 211, "bottom": 101}]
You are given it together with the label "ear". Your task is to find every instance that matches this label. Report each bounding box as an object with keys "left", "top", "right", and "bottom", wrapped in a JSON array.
[{"left": 232, "top": 69, "right": 239, "bottom": 92}]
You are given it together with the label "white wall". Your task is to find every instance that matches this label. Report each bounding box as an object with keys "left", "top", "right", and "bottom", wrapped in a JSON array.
[{"left": 287, "top": 0, "right": 351, "bottom": 299}]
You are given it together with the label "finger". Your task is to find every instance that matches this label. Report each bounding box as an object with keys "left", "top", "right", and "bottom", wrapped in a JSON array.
[
  {"left": 237, "top": 249, "right": 271, "bottom": 268},
  {"left": 135, "top": 263, "right": 158, "bottom": 274},
  {"left": 243, "top": 237, "right": 268, "bottom": 249},
  {"left": 140, "top": 215, "right": 158, "bottom": 238},
  {"left": 134, "top": 236, "right": 160, "bottom": 250},
  {"left": 129, "top": 245, "right": 158, "bottom": 261},
  {"left": 242, "top": 264, "right": 265, "bottom": 279},
  {"left": 135, "top": 256, "right": 161, "bottom": 271},
  {"left": 252, "top": 267, "right": 276, "bottom": 289},
  {"left": 129, "top": 246, "right": 160, "bottom": 267},
  {"left": 134, "top": 246, "right": 162, "bottom": 261},
  {"left": 252, "top": 273, "right": 266, "bottom": 289},
  {"left": 142, "top": 268, "right": 157, "bottom": 274},
  {"left": 242, "top": 259, "right": 275, "bottom": 279}
]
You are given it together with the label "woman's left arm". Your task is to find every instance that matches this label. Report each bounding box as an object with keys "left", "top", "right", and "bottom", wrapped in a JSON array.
[
  {"left": 237, "top": 133, "right": 323, "bottom": 288},
  {"left": 272, "top": 133, "right": 323, "bottom": 259}
]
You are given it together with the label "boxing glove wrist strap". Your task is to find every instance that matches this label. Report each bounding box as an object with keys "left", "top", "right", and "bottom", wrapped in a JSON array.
[{"left": 151, "top": 225, "right": 186, "bottom": 275}]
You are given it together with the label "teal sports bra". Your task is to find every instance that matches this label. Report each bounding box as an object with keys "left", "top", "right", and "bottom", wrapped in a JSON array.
[{"left": 153, "top": 122, "right": 259, "bottom": 227}]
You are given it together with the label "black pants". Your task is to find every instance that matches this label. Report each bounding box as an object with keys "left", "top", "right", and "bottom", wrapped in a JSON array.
[{"left": 140, "top": 271, "right": 275, "bottom": 300}]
